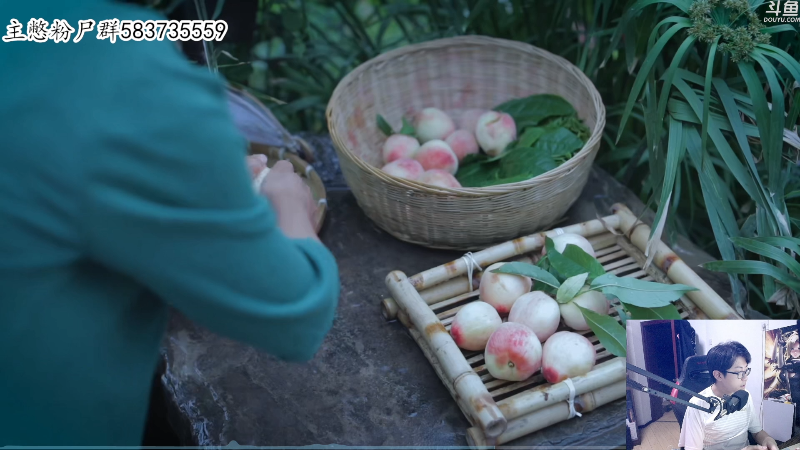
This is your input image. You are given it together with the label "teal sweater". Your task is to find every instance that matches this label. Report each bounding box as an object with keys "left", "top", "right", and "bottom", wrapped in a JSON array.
[{"left": 0, "top": 1, "right": 340, "bottom": 446}]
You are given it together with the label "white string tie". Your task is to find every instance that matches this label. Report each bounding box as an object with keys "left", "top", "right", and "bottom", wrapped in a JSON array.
[
  {"left": 564, "top": 378, "right": 582, "bottom": 419},
  {"left": 461, "top": 252, "right": 483, "bottom": 292}
]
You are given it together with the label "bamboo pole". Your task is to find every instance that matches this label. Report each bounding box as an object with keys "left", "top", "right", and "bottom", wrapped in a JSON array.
[
  {"left": 466, "top": 380, "right": 626, "bottom": 447},
  {"left": 495, "top": 357, "right": 625, "bottom": 421},
  {"left": 611, "top": 203, "right": 741, "bottom": 320},
  {"left": 386, "top": 270, "right": 508, "bottom": 438},
  {"left": 405, "top": 215, "right": 621, "bottom": 291}
]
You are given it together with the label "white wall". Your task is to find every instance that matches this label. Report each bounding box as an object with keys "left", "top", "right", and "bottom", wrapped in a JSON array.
[{"left": 627, "top": 320, "right": 652, "bottom": 425}]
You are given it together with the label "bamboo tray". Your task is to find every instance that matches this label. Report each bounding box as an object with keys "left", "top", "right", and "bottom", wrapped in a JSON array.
[{"left": 382, "top": 203, "right": 741, "bottom": 447}]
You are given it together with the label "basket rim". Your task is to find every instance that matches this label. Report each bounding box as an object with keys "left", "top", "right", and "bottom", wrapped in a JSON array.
[{"left": 326, "top": 35, "right": 607, "bottom": 197}]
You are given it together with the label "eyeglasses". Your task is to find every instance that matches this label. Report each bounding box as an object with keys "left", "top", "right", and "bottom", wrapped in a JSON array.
[{"left": 726, "top": 368, "right": 751, "bottom": 380}]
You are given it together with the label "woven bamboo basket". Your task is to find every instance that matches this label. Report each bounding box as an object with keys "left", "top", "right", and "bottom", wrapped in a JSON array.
[
  {"left": 227, "top": 86, "right": 327, "bottom": 233},
  {"left": 327, "top": 36, "right": 606, "bottom": 250},
  {"left": 383, "top": 203, "right": 741, "bottom": 447}
]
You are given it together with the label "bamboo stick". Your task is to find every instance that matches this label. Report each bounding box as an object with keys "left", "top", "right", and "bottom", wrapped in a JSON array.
[
  {"left": 495, "top": 358, "right": 625, "bottom": 421},
  {"left": 406, "top": 215, "right": 621, "bottom": 291},
  {"left": 612, "top": 203, "right": 741, "bottom": 320},
  {"left": 466, "top": 380, "right": 626, "bottom": 447},
  {"left": 386, "top": 270, "right": 508, "bottom": 438}
]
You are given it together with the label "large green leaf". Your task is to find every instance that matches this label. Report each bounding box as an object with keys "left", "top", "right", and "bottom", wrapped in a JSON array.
[
  {"left": 546, "top": 238, "right": 592, "bottom": 280},
  {"left": 491, "top": 261, "right": 561, "bottom": 289},
  {"left": 657, "top": 35, "right": 698, "bottom": 125},
  {"left": 623, "top": 302, "right": 683, "bottom": 320},
  {"left": 590, "top": 273, "right": 697, "bottom": 308},
  {"left": 576, "top": 305, "right": 627, "bottom": 358},
  {"left": 494, "top": 94, "right": 577, "bottom": 129},
  {"left": 556, "top": 273, "right": 590, "bottom": 304},
  {"left": 562, "top": 245, "right": 606, "bottom": 281}
]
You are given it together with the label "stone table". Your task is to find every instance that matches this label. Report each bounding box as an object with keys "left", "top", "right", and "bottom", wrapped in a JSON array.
[{"left": 153, "top": 136, "right": 734, "bottom": 448}]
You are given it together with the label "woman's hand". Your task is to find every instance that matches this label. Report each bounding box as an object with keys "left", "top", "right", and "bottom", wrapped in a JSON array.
[{"left": 260, "top": 160, "right": 319, "bottom": 241}]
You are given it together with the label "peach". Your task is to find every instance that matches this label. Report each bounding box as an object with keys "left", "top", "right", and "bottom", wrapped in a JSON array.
[
  {"left": 480, "top": 262, "right": 533, "bottom": 315},
  {"left": 450, "top": 301, "right": 502, "bottom": 351},
  {"left": 485, "top": 322, "right": 543, "bottom": 381},
  {"left": 418, "top": 169, "right": 462, "bottom": 189},
  {"left": 380, "top": 158, "right": 424, "bottom": 180},
  {"left": 559, "top": 288, "right": 610, "bottom": 331},
  {"left": 507, "top": 291, "right": 561, "bottom": 342},
  {"left": 543, "top": 233, "right": 596, "bottom": 257},
  {"left": 541, "top": 331, "right": 597, "bottom": 383},
  {"left": 413, "top": 140, "right": 459, "bottom": 175},
  {"left": 382, "top": 134, "right": 420, "bottom": 164},
  {"left": 459, "top": 108, "right": 488, "bottom": 134},
  {"left": 445, "top": 129, "right": 479, "bottom": 162},
  {"left": 414, "top": 107, "right": 456, "bottom": 143},
  {"left": 475, "top": 111, "right": 517, "bottom": 156}
]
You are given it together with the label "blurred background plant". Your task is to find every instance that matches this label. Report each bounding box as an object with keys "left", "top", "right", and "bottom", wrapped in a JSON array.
[{"left": 140, "top": 0, "right": 800, "bottom": 319}]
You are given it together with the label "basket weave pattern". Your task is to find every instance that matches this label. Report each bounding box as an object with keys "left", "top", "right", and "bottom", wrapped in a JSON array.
[{"left": 327, "top": 36, "right": 606, "bottom": 250}]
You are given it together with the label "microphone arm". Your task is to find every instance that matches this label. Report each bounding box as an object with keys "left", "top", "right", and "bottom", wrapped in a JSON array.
[{"left": 627, "top": 363, "right": 721, "bottom": 415}]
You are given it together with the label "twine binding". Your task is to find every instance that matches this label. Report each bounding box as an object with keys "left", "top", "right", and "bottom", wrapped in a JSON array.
[{"left": 564, "top": 378, "right": 582, "bottom": 419}]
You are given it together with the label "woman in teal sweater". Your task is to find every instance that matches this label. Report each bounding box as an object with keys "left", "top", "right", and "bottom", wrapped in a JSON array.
[{"left": 0, "top": 0, "right": 340, "bottom": 446}]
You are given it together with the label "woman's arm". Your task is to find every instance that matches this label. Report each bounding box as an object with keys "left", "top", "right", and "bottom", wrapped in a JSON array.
[{"left": 80, "top": 36, "right": 339, "bottom": 362}]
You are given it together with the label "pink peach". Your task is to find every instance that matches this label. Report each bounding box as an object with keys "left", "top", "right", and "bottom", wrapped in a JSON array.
[
  {"left": 541, "top": 331, "right": 597, "bottom": 384},
  {"left": 413, "top": 140, "right": 459, "bottom": 175},
  {"left": 418, "top": 169, "right": 462, "bottom": 189},
  {"left": 484, "top": 322, "right": 543, "bottom": 382},
  {"left": 475, "top": 111, "right": 517, "bottom": 156},
  {"left": 381, "top": 158, "right": 424, "bottom": 180},
  {"left": 414, "top": 107, "right": 456, "bottom": 143},
  {"left": 459, "top": 108, "right": 488, "bottom": 134},
  {"left": 507, "top": 291, "right": 561, "bottom": 343},
  {"left": 445, "top": 129, "right": 479, "bottom": 162},
  {"left": 382, "top": 134, "right": 421, "bottom": 164}
]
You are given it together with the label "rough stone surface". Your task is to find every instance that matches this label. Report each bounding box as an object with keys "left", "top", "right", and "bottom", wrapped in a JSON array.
[{"left": 158, "top": 135, "right": 733, "bottom": 447}]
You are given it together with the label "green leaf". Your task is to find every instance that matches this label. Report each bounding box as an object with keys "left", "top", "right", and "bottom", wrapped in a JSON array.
[
  {"left": 650, "top": 117, "right": 685, "bottom": 243},
  {"left": 376, "top": 114, "right": 394, "bottom": 137},
  {"left": 749, "top": 236, "right": 800, "bottom": 256},
  {"left": 576, "top": 305, "right": 627, "bottom": 358},
  {"left": 617, "top": 18, "right": 691, "bottom": 142},
  {"left": 623, "top": 302, "right": 683, "bottom": 320},
  {"left": 590, "top": 273, "right": 698, "bottom": 308},
  {"left": 546, "top": 238, "right": 592, "bottom": 279},
  {"left": 631, "top": 0, "right": 693, "bottom": 14},
  {"left": 399, "top": 117, "right": 415, "bottom": 136},
  {"left": 491, "top": 261, "right": 561, "bottom": 289},
  {"left": 494, "top": 94, "right": 577, "bottom": 128},
  {"left": 562, "top": 245, "right": 606, "bottom": 281},
  {"left": 211, "top": 0, "right": 226, "bottom": 20},
  {"left": 498, "top": 148, "right": 558, "bottom": 179},
  {"left": 703, "top": 260, "right": 800, "bottom": 291},
  {"left": 556, "top": 273, "right": 590, "bottom": 304},
  {"left": 730, "top": 237, "right": 800, "bottom": 275},
  {"left": 517, "top": 126, "right": 548, "bottom": 148},
  {"left": 532, "top": 127, "right": 585, "bottom": 158}
]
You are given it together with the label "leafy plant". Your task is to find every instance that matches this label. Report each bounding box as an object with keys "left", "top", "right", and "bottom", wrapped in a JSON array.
[
  {"left": 493, "top": 237, "right": 697, "bottom": 357},
  {"left": 455, "top": 94, "right": 591, "bottom": 187},
  {"left": 613, "top": 0, "right": 800, "bottom": 318}
]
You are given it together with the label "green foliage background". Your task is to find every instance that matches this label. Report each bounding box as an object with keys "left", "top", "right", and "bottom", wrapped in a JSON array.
[{"left": 149, "top": 0, "right": 800, "bottom": 319}]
